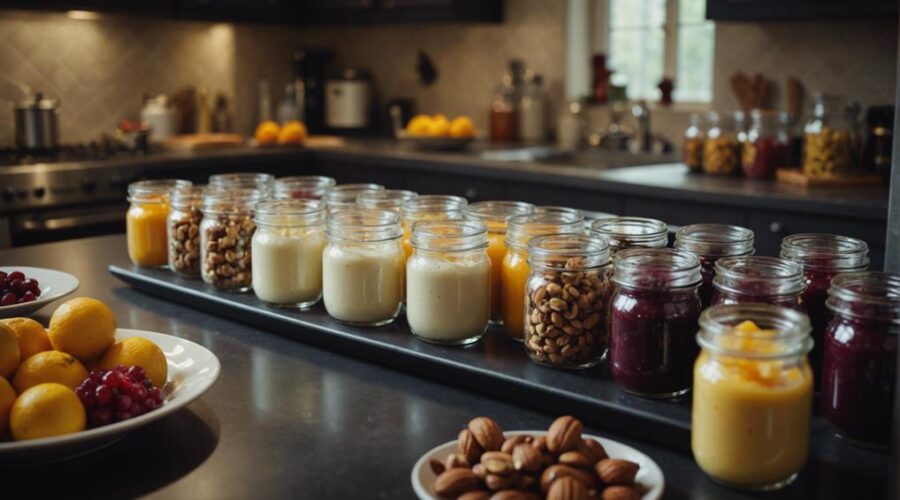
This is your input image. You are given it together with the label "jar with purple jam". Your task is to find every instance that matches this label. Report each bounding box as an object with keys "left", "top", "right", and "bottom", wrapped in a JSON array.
[
  {"left": 781, "top": 233, "right": 869, "bottom": 384},
  {"left": 609, "top": 248, "right": 702, "bottom": 398},
  {"left": 711, "top": 256, "right": 806, "bottom": 310},
  {"left": 821, "top": 271, "right": 898, "bottom": 448},
  {"left": 674, "top": 224, "right": 754, "bottom": 309},
  {"left": 590, "top": 217, "right": 668, "bottom": 255}
]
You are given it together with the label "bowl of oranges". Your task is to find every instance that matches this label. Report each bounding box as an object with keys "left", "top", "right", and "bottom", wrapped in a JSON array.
[
  {"left": 0, "top": 297, "right": 219, "bottom": 465},
  {"left": 400, "top": 114, "right": 477, "bottom": 151},
  {"left": 253, "top": 120, "right": 308, "bottom": 147}
]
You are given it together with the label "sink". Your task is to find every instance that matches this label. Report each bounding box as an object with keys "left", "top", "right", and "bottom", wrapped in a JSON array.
[{"left": 479, "top": 147, "right": 675, "bottom": 170}]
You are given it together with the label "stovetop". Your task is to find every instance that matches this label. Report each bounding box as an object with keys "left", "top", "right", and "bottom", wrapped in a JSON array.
[{"left": 0, "top": 142, "right": 155, "bottom": 167}]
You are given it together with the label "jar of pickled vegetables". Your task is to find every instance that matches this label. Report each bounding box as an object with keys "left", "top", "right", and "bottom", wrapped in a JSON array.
[
  {"left": 127, "top": 179, "right": 191, "bottom": 268},
  {"left": 702, "top": 112, "right": 740, "bottom": 176},
  {"left": 742, "top": 110, "right": 790, "bottom": 179},
  {"left": 803, "top": 94, "right": 853, "bottom": 176}
]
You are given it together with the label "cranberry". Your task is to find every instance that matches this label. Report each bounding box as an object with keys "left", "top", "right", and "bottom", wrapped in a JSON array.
[
  {"left": 144, "top": 399, "right": 158, "bottom": 411},
  {"left": 79, "top": 365, "right": 164, "bottom": 427},
  {"left": 1, "top": 293, "right": 16, "bottom": 306},
  {"left": 8, "top": 279, "right": 24, "bottom": 295},
  {"left": 127, "top": 366, "right": 146, "bottom": 381},
  {"left": 23, "top": 278, "right": 38, "bottom": 292},
  {"left": 95, "top": 385, "right": 113, "bottom": 405},
  {"left": 115, "top": 394, "right": 133, "bottom": 412},
  {"left": 0, "top": 278, "right": 7, "bottom": 292},
  {"left": 91, "top": 408, "right": 113, "bottom": 426},
  {"left": 149, "top": 387, "right": 162, "bottom": 403},
  {"left": 7, "top": 271, "right": 24, "bottom": 282},
  {"left": 130, "top": 384, "right": 148, "bottom": 400},
  {"left": 20, "top": 291, "right": 36, "bottom": 303},
  {"left": 0, "top": 271, "right": 6, "bottom": 280}
]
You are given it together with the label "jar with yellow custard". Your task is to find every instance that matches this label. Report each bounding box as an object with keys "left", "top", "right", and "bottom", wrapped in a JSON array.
[
  {"left": 502, "top": 211, "right": 585, "bottom": 341},
  {"left": 464, "top": 200, "right": 535, "bottom": 325},
  {"left": 127, "top": 179, "right": 191, "bottom": 268},
  {"left": 692, "top": 304, "right": 813, "bottom": 491}
]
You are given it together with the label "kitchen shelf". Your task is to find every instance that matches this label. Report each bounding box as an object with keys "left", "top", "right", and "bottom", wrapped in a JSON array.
[{"left": 109, "top": 264, "right": 892, "bottom": 471}]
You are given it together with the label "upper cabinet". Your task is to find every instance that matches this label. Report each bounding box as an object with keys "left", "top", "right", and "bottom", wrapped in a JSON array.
[
  {"left": 706, "top": 0, "right": 897, "bottom": 21},
  {"left": 305, "top": 0, "right": 502, "bottom": 25}
]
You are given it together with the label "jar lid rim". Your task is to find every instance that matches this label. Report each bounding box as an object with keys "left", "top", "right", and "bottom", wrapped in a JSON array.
[{"left": 698, "top": 304, "right": 813, "bottom": 358}]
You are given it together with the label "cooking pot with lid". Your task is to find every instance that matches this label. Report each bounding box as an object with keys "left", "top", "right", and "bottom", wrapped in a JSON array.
[{"left": 14, "top": 92, "right": 59, "bottom": 151}]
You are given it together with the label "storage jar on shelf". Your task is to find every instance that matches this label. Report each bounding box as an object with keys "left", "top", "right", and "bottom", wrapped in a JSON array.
[{"left": 127, "top": 179, "right": 191, "bottom": 268}]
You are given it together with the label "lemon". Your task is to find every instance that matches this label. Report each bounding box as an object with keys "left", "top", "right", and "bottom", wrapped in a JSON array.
[
  {"left": 254, "top": 120, "right": 280, "bottom": 145},
  {"left": 10, "top": 383, "right": 85, "bottom": 441},
  {"left": 48, "top": 297, "right": 117, "bottom": 363},
  {"left": 277, "top": 120, "right": 307, "bottom": 145},
  {"left": 1, "top": 317, "right": 52, "bottom": 360},
  {"left": 13, "top": 350, "right": 88, "bottom": 393},
  {"left": 406, "top": 114, "right": 432, "bottom": 136},
  {"left": 100, "top": 337, "right": 168, "bottom": 388},
  {"left": 0, "top": 322, "right": 20, "bottom": 379},
  {"left": 449, "top": 116, "right": 475, "bottom": 138},
  {"left": 0, "top": 376, "right": 15, "bottom": 435},
  {"left": 428, "top": 115, "right": 451, "bottom": 137}
]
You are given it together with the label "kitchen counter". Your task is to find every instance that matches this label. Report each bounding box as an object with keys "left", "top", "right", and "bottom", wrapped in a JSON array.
[{"left": 0, "top": 235, "right": 891, "bottom": 499}]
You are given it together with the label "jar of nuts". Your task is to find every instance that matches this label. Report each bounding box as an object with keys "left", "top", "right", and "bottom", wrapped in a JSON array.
[
  {"left": 702, "top": 112, "right": 740, "bottom": 176},
  {"left": 200, "top": 188, "right": 266, "bottom": 292},
  {"left": 524, "top": 234, "right": 611, "bottom": 369},
  {"left": 682, "top": 113, "right": 705, "bottom": 173},
  {"left": 167, "top": 185, "right": 206, "bottom": 277},
  {"left": 803, "top": 94, "right": 853, "bottom": 176}
]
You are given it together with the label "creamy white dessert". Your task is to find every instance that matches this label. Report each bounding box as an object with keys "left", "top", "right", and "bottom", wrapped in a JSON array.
[
  {"left": 252, "top": 227, "right": 326, "bottom": 307},
  {"left": 406, "top": 257, "right": 490, "bottom": 342},
  {"left": 322, "top": 242, "right": 404, "bottom": 325}
]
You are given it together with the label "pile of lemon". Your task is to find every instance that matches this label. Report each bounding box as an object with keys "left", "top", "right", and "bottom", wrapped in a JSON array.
[
  {"left": 406, "top": 114, "right": 475, "bottom": 139},
  {"left": 255, "top": 120, "right": 308, "bottom": 146},
  {"left": 0, "top": 297, "right": 167, "bottom": 441}
]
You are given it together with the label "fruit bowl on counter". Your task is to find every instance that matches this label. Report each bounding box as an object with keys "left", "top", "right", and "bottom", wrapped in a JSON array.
[
  {"left": 0, "top": 267, "right": 79, "bottom": 319},
  {"left": 399, "top": 114, "right": 478, "bottom": 151}
]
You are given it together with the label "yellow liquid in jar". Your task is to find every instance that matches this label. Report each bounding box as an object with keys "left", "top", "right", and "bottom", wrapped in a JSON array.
[
  {"left": 691, "top": 322, "right": 812, "bottom": 489},
  {"left": 500, "top": 250, "right": 529, "bottom": 339},
  {"left": 126, "top": 202, "right": 170, "bottom": 267},
  {"left": 486, "top": 233, "right": 506, "bottom": 322}
]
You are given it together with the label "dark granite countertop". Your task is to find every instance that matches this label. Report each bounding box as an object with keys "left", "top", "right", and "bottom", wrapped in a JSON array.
[{"left": 0, "top": 235, "right": 891, "bottom": 499}]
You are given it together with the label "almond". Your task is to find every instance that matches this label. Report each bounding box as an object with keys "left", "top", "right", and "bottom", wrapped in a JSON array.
[
  {"left": 601, "top": 485, "right": 640, "bottom": 500},
  {"left": 469, "top": 417, "right": 505, "bottom": 452},
  {"left": 578, "top": 438, "right": 608, "bottom": 463},
  {"left": 444, "top": 452, "right": 470, "bottom": 470},
  {"left": 501, "top": 434, "right": 532, "bottom": 454},
  {"left": 485, "top": 473, "right": 516, "bottom": 491},
  {"left": 433, "top": 468, "right": 480, "bottom": 497},
  {"left": 459, "top": 428, "right": 485, "bottom": 464},
  {"left": 546, "top": 476, "right": 589, "bottom": 500},
  {"left": 472, "top": 463, "right": 488, "bottom": 479},
  {"left": 512, "top": 443, "right": 543, "bottom": 473},
  {"left": 558, "top": 451, "right": 593, "bottom": 469},
  {"left": 540, "top": 464, "right": 596, "bottom": 493},
  {"left": 429, "top": 458, "right": 445, "bottom": 475},
  {"left": 481, "top": 451, "right": 514, "bottom": 476},
  {"left": 547, "top": 416, "right": 583, "bottom": 454},
  {"left": 595, "top": 459, "right": 639, "bottom": 486}
]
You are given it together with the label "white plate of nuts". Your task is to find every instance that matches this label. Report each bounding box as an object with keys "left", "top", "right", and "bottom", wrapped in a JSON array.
[{"left": 411, "top": 416, "right": 664, "bottom": 500}]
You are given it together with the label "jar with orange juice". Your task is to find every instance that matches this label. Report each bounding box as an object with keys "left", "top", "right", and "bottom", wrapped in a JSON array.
[
  {"left": 502, "top": 211, "right": 584, "bottom": 341},
  {"left": 463, "top": 201, "right": 535, "bottom": 325},
  {"left": 127, "top": 179, "right": 191, "bottom": 268},
  {"left": 692, "top": 304, "right": 813, "bottom": 491}
]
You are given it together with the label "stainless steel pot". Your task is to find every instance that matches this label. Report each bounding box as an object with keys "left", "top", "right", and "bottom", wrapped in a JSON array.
[{"left": 14, "top": 93, "right": 59, "bottom": 150}]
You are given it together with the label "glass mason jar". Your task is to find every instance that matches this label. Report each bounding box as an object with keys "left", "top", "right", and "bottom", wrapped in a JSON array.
[
  {"left": 400, "top": 195, "right": 468, "bottom": 259},
  {"left": 683, "top": 112, "right": 705, "bottom": 173},
  {"left": 503, "top": 212, "right": 585, "bottom": 341},
  {"left": 702, "top": 112, "right": 741, "bottom": 176},
  {"left": 322, "top": 209, "right": 404, "bottom": 326},
  {"left": 251, "top": 199, "right": 327, "bottom": 309},
  {"left": 609, "top": 248, "right": 702, "bottom": 398},
  {"left": 781, "top": 233, "right": 869, "bottom": 384},
  {"left": 692, "top": 304, "right": 813, "bottom": 491},
  {"left": 803, "top": 94, "right": 853, "bottom": 176},
  {"left": 590, "top": 216, "right": 668, "bottom": 255},
  {"left": 357, "top": 189, "right": 419, "bottom": 213},
  {"left": 127, "top": 179, "right": 192, "bottom": 268},
  {"left": 742, "top": 109, "right": 790, "bottom": 179},
  {"left": 274, "top": 175, "right": 336, "bottom": 200},
  {"left": 200, "top": 188, "right": 265, "bottom": 292},
  {"left": 167, "top": 184, "right": 206, "bottom": 277},
  {"left": 464, "top": 200, "right": 536, "bottom": 325},
  {"left": 322, "top": 183, "right": 385, "bottom": 215},
  {"left": 524, "top": 233, "right": 611, "bottom": 369},
  {"left": 821, "top": 271, "right": 898, "bottom": 448},
  {"left": 674, "top": 224, "right": 755, "bottom": 309},
  {"left": 711, "top": 256, "right": 806, "bottom": 310},
  {"left": 407, "top": 220, "right": 491, "bottom": 345},
  {"left": 208, "top": 172, "right": 275, "bottom": 193}
]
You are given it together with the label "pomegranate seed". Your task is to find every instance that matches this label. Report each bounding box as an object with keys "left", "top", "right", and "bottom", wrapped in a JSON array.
[
  {"left": 149, "top": 387, "right": 162, "bottom": 403},
  {"left": 131, "top": 405, "right": 145, "bottom": 417},
  {"left": 115, "top": 394, "right": 133, "bottom": 412},
  {"left": 114, "top": 365, "right": 127, "bottom": 374},
  {"left": 91, "top": 408, "right": 113, "bottom": 426},
  {"left": 1, "top": 292, "right": 15, "bottom": 306},
  {"left": 8, "top": 279, "right": 23, "bottom": 295},
  {"left": 0, "top": 271, "right": 7, "bottom": 280},
  {"left": 21, "top": 291, "right": 36, "bottom": 302},
  {"left": 102, "top": 372, "right": 120, "bottom": 389},
  {"left": 131, "top": 384, "right": 148, "bottom": 400},
  {"left": 7, "top": 271, "right": 24, "bottom": 281},
  {"left": 144, "top": 399, "right": 158, "bottom": 411},
  {"left": 0, "top": 278, "right": 7, "bottom": 291},
  {"left": 95, "top": 385, "right": 113, "bottom": 405},
  {"left": 127, "top": 366, "right": 146, "bottom": 381}
]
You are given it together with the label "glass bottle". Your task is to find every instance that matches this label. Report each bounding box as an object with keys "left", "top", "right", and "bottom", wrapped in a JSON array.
[
  {"left": 711, "top": 256, "right": 806, "bottom": 310},
  {"left": 702, "top": 112, "right": 740, "bottom": 176},
  {"left": 781, "top": 233, "right": 869, "bottom": 386},
  {"left": 590, "top": 216, "right": 668, "bottom": 255},
  {"left": 322, "top": 209, "right": 404, "bottom": 326},
  {"left": 274, "top": 176, "right": 336, "bottom": 200},
  {"left": 322, "top": 183, "right": 385, "bottom": 215},
  {"left": 609, "top": 248, "right": 702, "bottom": 398},
  {"left": 502, "top": 212, "right": 585, "bottom": 341},
  {"left": 251, "top": 199, "right": 327, "bottom": 309},
  {"left": 200, "top": 187, "right": 266, "bottom": 292},
  {"left": 683, "top": 113, "right": 705, "bottom": 173},
  {"left": 167, "top": 184, "right": 205, "bottom": 277},
  {"left": 692, "top": 304, "right": 813, "bottom": 491},
  {"left": 821, "top": 271, "right": 899, "bottom": 448},
  {"left": 464, "top": 200, "right": 536, "bottom": 325},
  {"left": 742, "top": 110, "right": 790, "bottom": 179},
  {"left": 524, "top": 234, "right": 611, "bottom": 369},
  {"left": 489, "top": 83, "right": 518, "bottom": 143},
  {"left": 674, "top": 224, "right": 754, "bottom": 309},
  {"left": 127, "top": 179, "right": 192, "bottom": 268},
  {"left": 407, "top": 220, "right": 491, "bottom": 345},
  {"left": 803, "top": 94, "right": 853, "bottom": 176}
]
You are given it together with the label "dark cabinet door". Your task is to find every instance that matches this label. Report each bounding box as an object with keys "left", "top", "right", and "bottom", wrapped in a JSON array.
[
  {"left": 707, "top": 0, "right": 896, "bottom": 20},
  {"left": 177, "top": 0, "right": 303, "bottom": 23},
  {"left": 706, "top": 0, "right": 791, "bottom": 21},
  {"left": 0, "top": 0, "right": 176, "bottom": 16}
]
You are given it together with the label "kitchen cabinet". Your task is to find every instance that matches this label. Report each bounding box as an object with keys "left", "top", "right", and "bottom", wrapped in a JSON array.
[
  {"left": 707, "top": 0, "right": 897, "bottom": 20},
  {"left": 176, "top": 0, "right": 303, "bottom": 24},
  {"left": 1, "top": 0, "right": 176, "bottom": 17},
  {"left": 303, "top": 0, "right": 502, "bottom": 25}
]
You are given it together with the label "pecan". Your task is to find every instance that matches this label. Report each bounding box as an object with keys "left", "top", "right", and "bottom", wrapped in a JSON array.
[
  {"left": 512, "top": 443, "right": 542, "bottom": 473},
  {"left": 540, "top": 464, "right": 596, "bottom": 494},
  {"left": 547, "top": 416, "right": 582, "bottom": 454},
  {"left": 433, "top": 468, "right": 480, "bottom": 497},
  {"left": 595, "top": 459, "right": 639, "bottom": 486},
  {"left": 546, "top": 476, "right": 589, "bottom": 500},
  {"left": 458, "top": 429, "right": 485, "bottom": 464},
  {"left": 468, "top": 417, "right": 505, "bottom": 452},
  {"left": 501, "top": 435, "right": 532, "bottom": 454},
  {"left": 558, "top": 451, "right": 592, "bottom": 469},
  {"left": 481, "top": 451, "right": 514, "bottom": 476}
]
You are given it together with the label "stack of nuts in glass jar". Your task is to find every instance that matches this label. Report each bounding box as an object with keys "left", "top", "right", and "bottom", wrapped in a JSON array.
[
  {"left": 167, "top": 185, "right": 205, "bottom": 277},
  {"left": 431, "top": 416, "right": 643, "bottom": 500},
  {"left": 200, "top": 188, "right": 265, "bottom": 292}
]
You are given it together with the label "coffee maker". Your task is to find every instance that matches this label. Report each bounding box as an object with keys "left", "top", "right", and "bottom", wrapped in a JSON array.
[{"left": 293, "top": 48, "right": 333, "bottom": 135}]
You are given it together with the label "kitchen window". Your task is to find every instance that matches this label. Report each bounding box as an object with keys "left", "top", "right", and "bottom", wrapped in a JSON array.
[{"left": 598, "top": 0, "right": 715, "bottom": 104}]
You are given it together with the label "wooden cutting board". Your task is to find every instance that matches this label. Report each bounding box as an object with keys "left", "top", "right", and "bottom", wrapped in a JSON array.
[
  {"left": 776, "top": 168, "right": 883, "bottom": 187},
  {"left": 162, "top": 133, "right": 245, "bottom": 151}
]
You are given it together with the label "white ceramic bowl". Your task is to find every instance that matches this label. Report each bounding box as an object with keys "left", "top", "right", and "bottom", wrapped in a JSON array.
[
  {"left": 0, "top": 266, "right": 80, "bottom": 319},
  {"left": 412, "top": 430, "right": 665, "bottom": 500},
  {"left": 0, "top": 328, "right": 220, "bottom": 466}
]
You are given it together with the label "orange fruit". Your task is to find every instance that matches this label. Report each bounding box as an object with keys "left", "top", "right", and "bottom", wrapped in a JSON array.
[
  {"left": 449, "top": 116, "right": 475, "bottom": 138},
  {"left": 0, "top": 322, "right": 19, "bottom": 379},
  {"left": 254, "top": 120, "right": 280, "bottom": 145},
  {"left": 406, "top": 114, "right": 432, "bottom": 136},
  {"left": 0, "top": 376, "right": 15, "bottom": 435},
  {"left": 13, "top": 350, "right": 88, "bottom": 393},
  {"left": 427, "top": 115, "right": 451, "bottom": 137},
  {"left": 48, "top": 297, "right": 117, "bottom": 363},
  {"left": 1, "top": 317, "right": 52, "bottom": 360},
  {"left": 277, "top": 120, "right": 307, "bottom": 145},
  {"left": 10, "top": 383, "right": 85, "bottom": 441},
  {"left": 99, "top": 337, "right": 168, "bottom": 388}
]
